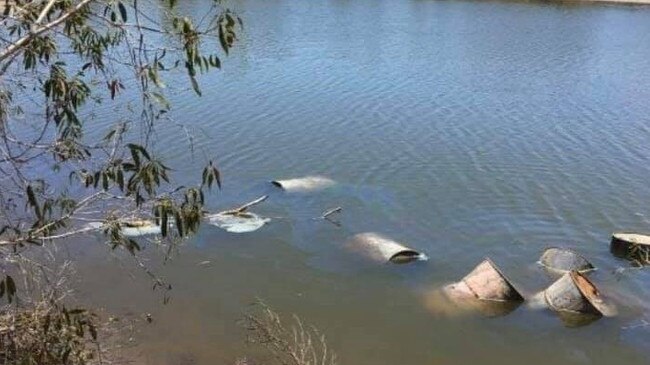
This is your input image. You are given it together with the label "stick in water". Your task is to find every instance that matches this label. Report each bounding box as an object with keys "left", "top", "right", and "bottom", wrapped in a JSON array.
[
  {"left": 224, "top": 195, "right": 269, "bottom": 215},
  {"left": 321, "top": 207, "right": 342, "bottom": 219}
]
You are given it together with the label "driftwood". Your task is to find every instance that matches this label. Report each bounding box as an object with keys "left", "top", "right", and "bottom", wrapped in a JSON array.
[
  {"left": 221, "top": 195, "right": 269, "bottom": 216},
  {"left": 206, "top": 196, "right": 270, "bottom": 233},
  {"left": 321, "top": 207, "right": 342, "bottom": 219},
  {"left": 315, "top": 207, "right": 342, "bottom": 226},
  {"left": 539, "top": 247, "right": 594, "bottom": 274}
]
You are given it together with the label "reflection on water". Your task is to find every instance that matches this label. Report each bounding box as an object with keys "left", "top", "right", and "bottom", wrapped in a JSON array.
[{"left": 73, "top": 0, "right": 650, "bottom": 363}]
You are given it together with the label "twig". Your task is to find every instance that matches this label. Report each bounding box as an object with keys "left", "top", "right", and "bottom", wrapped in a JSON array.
[
  {"left": 320, "top": 207, "right": 342, "bottom": 220},
  {"left": 223, "top": 195, "right": 268, "bottom": 215},
  {"left": 0, "top": 0, "right": 94, "bottom": 62},
  {"left": 313, "top": 207, "right": 342, "bottom": 227}
]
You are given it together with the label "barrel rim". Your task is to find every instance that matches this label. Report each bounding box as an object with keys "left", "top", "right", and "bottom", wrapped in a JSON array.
[
  {"left": 611, "top": 232, "right": 650, "bottom": 246},
  {"left": 388, "top": 249, "right": 423, "bottom": 264},
  {"left": 569, "top": 270, "right": 610, "bottom": 315}
]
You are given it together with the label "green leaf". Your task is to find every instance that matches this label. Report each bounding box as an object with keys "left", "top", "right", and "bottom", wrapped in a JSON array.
[
  {"left": 219, "top": 26, "right": 229, "bottom": 55},
  {"left": 117, "top": 169, "right": 124, "bottom": 191},
  {"left": 190, "top": 76, "right": 202, "bottom": 96},
  {"left": 118, "top": 2, "right": 127, "bottom": 22},
  {"left": 212, "top": 166, "right": 221, "bottom": 189},
  {"left": 26, "top": 185, "right": 42, "bottom": 219},
  {"left": 5, "top": 275, "right": 16, "bottom": 303},
  {"left": 151, "top": 92, "right": 170, "bottom": 109},
  {"left": 175, "top": 211, "right": 184, "bottom": 237}
]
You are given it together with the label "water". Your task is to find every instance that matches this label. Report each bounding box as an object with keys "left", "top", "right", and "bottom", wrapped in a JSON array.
[{"left": 72, "top": 0, "right": 650, "bottom": 363}]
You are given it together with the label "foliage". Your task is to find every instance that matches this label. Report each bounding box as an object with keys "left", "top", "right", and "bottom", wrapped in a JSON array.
[
  {"left": 0, "top": 304, "right": 99, "bottom": 365},
  {"left": 0, "top": 1, "right": 242, "bottom": 362},
  {"left": 0, "top": 0, "right": 241, "bottom": 281}
]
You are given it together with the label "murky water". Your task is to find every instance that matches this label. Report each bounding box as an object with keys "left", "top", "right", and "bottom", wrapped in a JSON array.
[{"left": 73, "top": 0, "right": 650, "bottom": 363}]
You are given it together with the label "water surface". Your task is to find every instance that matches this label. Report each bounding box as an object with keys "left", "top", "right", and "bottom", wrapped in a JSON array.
[{"left": 75, "top": 0, "right": 650, "bottom": 363}]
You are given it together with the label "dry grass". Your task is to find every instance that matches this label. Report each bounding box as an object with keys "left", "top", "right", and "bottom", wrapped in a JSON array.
[
  {"left": 242, "top": 302, "right": 338, "bottom": 365},
  {"left": 0, "top": 252, "right": 131, "bottom": 365},
  {"left": 0, "top": 303, "right": 99, "bottom": 365},
  {"left": 628, "top": 242, "right": 650, "bottom": 267}
]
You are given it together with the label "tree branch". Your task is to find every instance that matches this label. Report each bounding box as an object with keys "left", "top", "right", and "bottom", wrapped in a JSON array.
[{"left": 0, "top": 0, "right": 94, "bottom": 62}]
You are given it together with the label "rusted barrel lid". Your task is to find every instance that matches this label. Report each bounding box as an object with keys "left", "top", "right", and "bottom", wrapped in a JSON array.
[
  {"left": 460, "top": 258, "right": 524, "bottom": 302},
  {"left": 540, "top": 247, "right": 594, "bottom": 274}
]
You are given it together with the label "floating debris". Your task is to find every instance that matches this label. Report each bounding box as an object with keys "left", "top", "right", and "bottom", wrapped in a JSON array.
[
  {"left": 539, "top": 247, "right": 594, "bottom": 274},
  {"left": 425, "top": 259, "right": 523, "bottom": 318},
  {"left": 543, "top": 271, "right": 617, "bottom": 318},
  {"left": 206, "top": 195, "right": 270, "bottom": 233},
  {"left": 119, "top": 220, "right": 162, "bottom": 237},
  {"left": 271, "top": 176, "right": 336, "bottom": 192},
  {"left": 207, "top": 212, "right": 270, "bottom": 233},
  {"left": 611, "top": 233, "right": 650, "bottom": 264},
  {"left": 347, "top": 232, "right": 427, "bottom": 264},
  {"left": 444, "top": 258, "right": 524, "bottom": 302},
  {"left": 316, "top": 206, "right": 343, "bottom": 226},
  {"left": 83, "top": 219, "right": 161, "bottom": 237}
]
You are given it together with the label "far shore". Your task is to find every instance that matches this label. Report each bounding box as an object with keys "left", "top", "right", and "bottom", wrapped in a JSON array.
[
  {"left": 2, "top": 0, "right": 650, "bottom": 15},
  {"left": 573, "top": 0, "right": 650, "bottom": 5}
]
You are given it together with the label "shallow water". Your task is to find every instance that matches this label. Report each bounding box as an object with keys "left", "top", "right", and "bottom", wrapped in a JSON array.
[{"left": 73, "top": 0, "right": 650, "bottom": 363}]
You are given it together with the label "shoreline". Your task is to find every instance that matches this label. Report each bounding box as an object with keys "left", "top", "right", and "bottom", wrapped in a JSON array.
[
  {"left": 2, "top": 0, "right": 650, "bottom": 14},
  {"left": 568, "top": 0, "right": 650, "bottom": 5}
]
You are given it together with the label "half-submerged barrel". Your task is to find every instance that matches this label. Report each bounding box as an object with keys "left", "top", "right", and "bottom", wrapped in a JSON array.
[
  {"left": 457, "top": 258, "right": 524, "bottom": 301},
  {"left": 439, "top": 258, "right": 524, "bottom": 317},
  {"left": 539, "top": 247, "right": 594, "bottom": 274},
  {"left": 610, "top": 233, "right": 650, "bottom": 262},
  {"left": 543, "top": 271, "right": 616, "bottom": 317},
  {"left": 347, "top": 233, "right": 427, "bottom": 264},
  {"left": 271, "top": 176, "right": 336, "bottom": 192}
]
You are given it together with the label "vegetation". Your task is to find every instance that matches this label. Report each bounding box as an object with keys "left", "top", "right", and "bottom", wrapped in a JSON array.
[
  {"left": 627, "top": 242, "right": 650, "bottom": 267},
  {"left": 242, "top": 302, "right": 338, "bottom": 365},
  {"left": 0, "top": 0, "right": 242, "bottom": 363}
]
